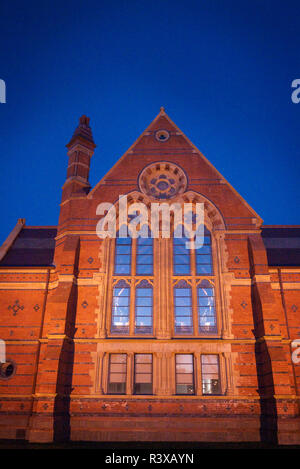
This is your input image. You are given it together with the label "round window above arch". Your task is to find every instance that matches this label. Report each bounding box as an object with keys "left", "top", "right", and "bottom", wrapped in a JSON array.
[
  {"left": 138, "top": 162, "right": 188, "bottom": 200},
  {"left": 155, "top": 130, "right": 170, "bottom": 142}
]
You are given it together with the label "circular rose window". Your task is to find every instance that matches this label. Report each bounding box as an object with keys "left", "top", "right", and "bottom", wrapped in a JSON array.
[{"left": 138, "top": 162, "right": 187, "bottom": 200}]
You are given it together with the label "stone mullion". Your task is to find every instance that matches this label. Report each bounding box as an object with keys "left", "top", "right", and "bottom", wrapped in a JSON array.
[
  {"left": 165, "top": 238, "right": 172, "bottom": 339},
  {"left": 165, "top": 352, "right": 173, "bottom": 395},
  {"left": 158, "top": 238, "right": 165, "bottom": 338},
  {"left": 105, "top": 278, "right": 114, "bottom": 336},
  {"left": 155, "top": 352, "right": 172, "bottom": 396},
  {"left": 161, "top": 352, "right": 168, "bottom": 395},
  {"left": 191, "top": 277, "right": 198, "bottom": 337},
  {"left": 97, "top": 275, "right": 106, "bottom": 338},
  {"left": 214, "top": 233, "right": 229, "bottom": 338},
  {"left": 131, "top": 238, "right": 137, "bottom": 277},
  {"left": 190, "top": 244, "right": 198, "bottom": 337},
  {"left": 153, "top": 238, "right": 161, "bottom": 337},
  {"left": 95, "top": 350, "right": 105, "bottom": 394},
  {"left": 98, "top": 237, "right": 112, "bottom": 338},
  {"left": 129, "top": 238, "right": 136, "bottom": 335},
  {"left": 221, "top": 352, "right": 231, "bottom": 395},
  {"left": 169, "top": 352, "right": 176, "bottom": 395},
  {"left": 159, "top": 238, "right": 172, "bottom": 339},
  {"left": 102, "top": 352, "right": 109, "bottom": 394},
  {"left": 103, "top": 237, "right": 119, "bottom": 338},
  {"left": 195, "top": 353, "right": 202, "bottom": 395},
  {"left": 157, "top": 238, "right": 170, "bottom": 339},
  {"left": 126, "top": 352, "right": 134, "bottom": 395},
  {"left": 155, "top": 353, "right": 163, "bottom": 395},
  {"left": 129, "top": 279, "right": 136, "bottom": 335}
]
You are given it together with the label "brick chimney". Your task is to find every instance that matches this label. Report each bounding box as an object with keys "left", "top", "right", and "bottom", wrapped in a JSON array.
[{"left": 61, "top": 115, "right": 96, "bottom": 203}]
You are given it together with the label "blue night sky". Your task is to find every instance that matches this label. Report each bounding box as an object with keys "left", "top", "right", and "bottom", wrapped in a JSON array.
[{"left": 0, "top": 0, "right": 299, "bottom": 244}]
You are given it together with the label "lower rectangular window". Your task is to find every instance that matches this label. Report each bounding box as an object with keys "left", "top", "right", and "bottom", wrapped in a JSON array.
[
  {"left": 107, "top": 354, "right": 127, "bottom": 394},
  {"left": 201, "top": 354, "right": 221, "bottom": 395},
  {"left": 175, "top": 354, "right": 195, "bottom": 395},
  {"left": 134, "top": 354, "right": 153, "bottom": 395}
]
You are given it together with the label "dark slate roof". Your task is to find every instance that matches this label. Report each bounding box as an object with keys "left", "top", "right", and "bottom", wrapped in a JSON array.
[
  {"left": 0, "top": 225, "right": 299, "bottom": 268},
  {"left": 0, "top": 227, "right": 57, "bottom": 267},
  {"left": 261, "top": 226, "right": 300, "bottom": 267}
]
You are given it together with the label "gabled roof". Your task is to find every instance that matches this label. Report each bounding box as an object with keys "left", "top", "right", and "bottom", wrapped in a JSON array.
[{"left": 89, "top": 107, "right": 263, "bottom": 225}]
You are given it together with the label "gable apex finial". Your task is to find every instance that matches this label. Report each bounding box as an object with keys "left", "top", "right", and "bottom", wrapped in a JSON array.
[{"left": 160, "top": 106, "right": 165, "bottom": 113}]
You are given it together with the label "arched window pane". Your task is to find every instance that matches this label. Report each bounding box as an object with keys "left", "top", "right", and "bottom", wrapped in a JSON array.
[
  {"left": 114, "top": 228, "right": 132, "bottom": 275},
  {"left": 196, "top": 227, "right": 213, "bottom": 275},
  {"left": 197, "top": 281, "right": 217, "bottom": 333},
  {"left": 174, "top": 280, "right": 193, "bottom": 334},
  {"left": 135, "top": 280, "right": 153, "bottom": 334},
  {"left": 111, "top": 280, "right": 130, "bottom": 334}
]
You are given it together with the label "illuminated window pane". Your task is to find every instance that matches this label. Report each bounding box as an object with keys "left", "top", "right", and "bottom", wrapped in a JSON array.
[
  {"left": 114, "top": 233, "right": 132, "bottom": 275},
  {"left": 176, "top": 354, "right": 194, "bottom": 394},
  {"left": 201, "top": 355, "right": 221, "bottom": 395},
  {"left": 108, "top": 354, "right": 127, "bottom": 394},
  {"left": 174, "top": 282, "right": 193, "bottom": 334},
  {"left": 134, "top": 354, "right": 153, "bottom": 394},
  {"left": 136, "top": 234, "right": 153, "bottom": 275},
  {"left": 173, "top": 229, "right": 191, "bottom": 275},
  {"left": 198, "top": 281, "right": 217, "bottom": 333},
  {"left": 196, "top": 229, "right": 213, "bottom": 275},
  {"left": 111, "top": 283, "right": 130, "bottom": 333},
  {"left": 135, "top": 281, "right": 153, "bottom": 334}
]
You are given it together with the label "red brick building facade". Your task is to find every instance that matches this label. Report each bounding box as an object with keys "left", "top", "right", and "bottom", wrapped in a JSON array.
[{"left": 0, "top": 109, "right": 299, "bottom": 444}]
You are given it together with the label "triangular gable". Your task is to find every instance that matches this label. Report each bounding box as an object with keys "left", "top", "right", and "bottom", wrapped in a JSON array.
[{"left": 89, "top": 108, "right": 262, "bottom": 225}]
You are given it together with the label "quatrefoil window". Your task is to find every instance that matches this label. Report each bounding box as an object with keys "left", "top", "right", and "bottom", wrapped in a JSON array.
[{"left": 138, "top": 162, "right": 187, "bottom": 200}]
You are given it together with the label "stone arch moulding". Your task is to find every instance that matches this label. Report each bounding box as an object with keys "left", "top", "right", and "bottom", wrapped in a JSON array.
[
  {"left": 96, "top": 189, "right": 226, "bottom": 235},
  {"left": 95, "top": 189, "right": 229, "bottom": 340}
]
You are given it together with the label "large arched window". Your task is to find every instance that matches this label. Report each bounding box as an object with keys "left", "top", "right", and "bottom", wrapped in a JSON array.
[
  {"left": 172, "top": 226, "right": 217, "bottom": 336},
  {"left": 111, "top": 226, "right": 154, "bottom": 336}
]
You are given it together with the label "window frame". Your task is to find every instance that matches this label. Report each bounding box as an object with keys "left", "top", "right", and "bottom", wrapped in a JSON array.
[
  {"left": 175, "top": 353, "right": 195, "bottom": 395},
  {"left": 173, "top": 282, "right": 193, "bottom": 335},
  {"left": 171, "top": 226, "right": 219, "bottom": 338},
  {"left": 201, "top": 354, "right": 222, "bottom": 396},
  {"left": 107, "top": 353, "right": 127, "bottom": 395},
  {"left": 133, "top": 353, "right": 153, "bottom": 395},
  {"left": 109, "top": 227, "right": 154, "bottom": 337},
  {"left": 134, "top": 280, "right": 153, "bottom": 335},
  {"left": 111, "top": 281, "right": 131, "bottom": 334}
]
